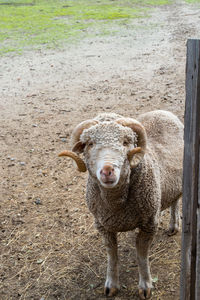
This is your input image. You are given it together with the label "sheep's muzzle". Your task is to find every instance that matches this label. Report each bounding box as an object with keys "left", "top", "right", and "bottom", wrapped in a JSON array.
[{"left": 58, "top": 150, "right": 87, "bottom": 172}]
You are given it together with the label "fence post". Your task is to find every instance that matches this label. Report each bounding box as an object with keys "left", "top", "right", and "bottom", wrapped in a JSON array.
[{"left": 180, "top": 39, "right": 200, "bottom": 299}]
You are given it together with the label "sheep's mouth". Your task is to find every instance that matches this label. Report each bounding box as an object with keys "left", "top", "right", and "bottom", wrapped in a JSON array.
[
  {"left": 100, "top": 179, "right": 118, "bottom": 188},
  {"left": 103, "top": 180, "right": 115, "bottom": 184},
  {"left": 101, "top": 178, "right": 116, "bottom": 185}
]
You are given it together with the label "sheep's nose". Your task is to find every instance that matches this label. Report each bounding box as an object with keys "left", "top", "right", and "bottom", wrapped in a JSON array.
[{"left": 100, "top": 164, "right": 115, "bottom": 178}]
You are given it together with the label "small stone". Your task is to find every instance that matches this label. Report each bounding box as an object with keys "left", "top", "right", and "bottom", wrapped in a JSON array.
[
  {"left": 32, "top": 124, "right": 38, "bottom": 127},
  {"left": 36, "top": 259, "right": 43, "bottom": 264},
  {"left": 35, "top": 198, "right": 42, "bottom": 205},
  {"left": 61, "top": 138, "right": 67, "bottom": 142},
  {"left": 152, "top": 277, "right": 158, "bottom": 283}
]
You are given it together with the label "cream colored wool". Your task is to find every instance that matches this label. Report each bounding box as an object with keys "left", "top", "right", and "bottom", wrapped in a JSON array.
[{"left": 66, "top": 110, "right": 183, "bottom": 299}]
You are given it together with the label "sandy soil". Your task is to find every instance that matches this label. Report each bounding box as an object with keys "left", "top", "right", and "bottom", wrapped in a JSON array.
[{"left": 1, "top": 1, "right": 200, "bottom": 299}]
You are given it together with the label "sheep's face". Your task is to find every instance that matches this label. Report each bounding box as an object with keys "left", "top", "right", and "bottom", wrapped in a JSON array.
[{"left": 80, "top": 123, "right": 137, "bottom": 189}]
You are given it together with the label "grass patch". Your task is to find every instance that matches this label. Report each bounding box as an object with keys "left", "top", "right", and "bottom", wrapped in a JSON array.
[
  {"left": 0, "top": 0, "right": 172, "bottom": 55},
  {"left": 185, "top": 0, "right": 200, "bottom": 2}
]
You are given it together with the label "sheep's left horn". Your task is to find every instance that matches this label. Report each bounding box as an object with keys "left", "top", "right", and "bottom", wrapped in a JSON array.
[
  {"left": 58, "top": 150, "right": 87, "bottom": 172},
  {"left": 116, "top": 118, "right": 147, "bottom": 167},
  {"left": 128, "top": 147, "right": 141, "bottom": 160}
]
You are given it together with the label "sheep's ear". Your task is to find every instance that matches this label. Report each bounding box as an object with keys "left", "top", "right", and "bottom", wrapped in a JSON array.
[{"left": 72, "top": 141, "right": 86, "bottom": 154}]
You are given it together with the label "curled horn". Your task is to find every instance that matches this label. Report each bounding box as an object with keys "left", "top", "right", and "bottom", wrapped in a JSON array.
[
  {"left": 127, "top": 147, "right": 142, "bottom": 161},
  {"left": 58, "top": 119, "right": 98, "bottom": 172},
  {"left": 71, "top": 119, "right": 99, "bottom": 149},
  {"left": 116, "top": 118, "right": 147, "bottom": 167},
  {"left": 58, "top": 150, "right": 87, "bottom": 172}
]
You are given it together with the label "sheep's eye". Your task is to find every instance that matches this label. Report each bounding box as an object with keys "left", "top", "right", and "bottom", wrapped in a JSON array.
[
  {"left": 88, "top": 141, "right": 93, "bottom": 147},
  {"left": 123, "top": 140, "right": 129, "bottom": 146}
]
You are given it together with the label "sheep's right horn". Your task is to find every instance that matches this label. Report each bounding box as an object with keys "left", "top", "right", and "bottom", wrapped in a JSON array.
[
  {"left": 58, "top": 150, "right": 87, "bottom": 172},
  {"left": 72, "top": 120, "right": 99, "bottom": 148}
]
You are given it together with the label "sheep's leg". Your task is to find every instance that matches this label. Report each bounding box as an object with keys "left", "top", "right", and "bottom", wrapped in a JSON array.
[
  {"left": 136, "top": 229, "right": 155, "bottom": 299},
  {"left": 168, "top": 198, "right": 180, "bottom": 236},
  {"left": 103, "top": 232, "right": 119, "bottom": 297}
]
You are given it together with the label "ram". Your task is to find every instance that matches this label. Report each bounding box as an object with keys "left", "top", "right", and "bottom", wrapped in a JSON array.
[{"left": 59, "top": 110, "right": 183, "bottom": 299}]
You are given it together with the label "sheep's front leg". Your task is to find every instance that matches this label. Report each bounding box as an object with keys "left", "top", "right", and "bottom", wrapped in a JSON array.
[
  {"left": 136, "top": 229, "right": 155, "bottom": 299},
  {"left": 103, "top": 232, "right": 119, "bottom": 297}
]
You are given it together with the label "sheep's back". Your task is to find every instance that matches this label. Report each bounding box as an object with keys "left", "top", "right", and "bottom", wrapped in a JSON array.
[
  {"left": 138, "top": 110, "right": 183, "bottom": 142},
  {"left": 138, "top": 110, "right": 183, "bottom": 209}
]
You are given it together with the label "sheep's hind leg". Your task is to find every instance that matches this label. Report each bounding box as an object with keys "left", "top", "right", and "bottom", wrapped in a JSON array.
[
  {"left": 103, "top": 232, "right": 119, "bottom": 297},
  {"left": 167, "top": 198, "right": 180, "bottom": 236},
  {"left": 136, "top": 229, "right": 155, "bottom": 299}
]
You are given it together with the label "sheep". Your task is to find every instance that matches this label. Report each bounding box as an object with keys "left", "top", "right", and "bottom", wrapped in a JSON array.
[{"left": 59, "top": 110, "right": 183, "bottom": 299}]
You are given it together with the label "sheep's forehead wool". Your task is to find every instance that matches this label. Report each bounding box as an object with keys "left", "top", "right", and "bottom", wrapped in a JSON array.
[
  {"left": 94, "top": 113, "right": 122, "bottom": 122},
  {"left": 80, "top": 122, "right": 137, "bottom": 146}
]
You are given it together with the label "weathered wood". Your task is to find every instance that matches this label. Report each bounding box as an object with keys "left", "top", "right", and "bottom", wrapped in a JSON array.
[
  {"left": 195, "top": 93, "right": 200, "bottom": 299},
  {"left": 190, "top": 40, "right": 200, "bottom": 300},
  {"left": 180, "top": 39, "right": 200, "bottom": 300},
  {"left": 196, "top": 156, "right": 200, "bottom": 299}
]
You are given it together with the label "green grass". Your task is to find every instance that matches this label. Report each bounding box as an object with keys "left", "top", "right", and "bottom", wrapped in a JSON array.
[
  {"left": 0, "top": 0, "right": 172, "bottom": 55},
  {"left": 185, "top": 0, "right": 200, "bottom": 2}
]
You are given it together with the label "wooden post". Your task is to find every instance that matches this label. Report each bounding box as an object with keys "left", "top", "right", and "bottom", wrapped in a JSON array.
[
  {"left": 180, "top": 39, "right": 200, "bottom": 299},
  {"left": 196, "top": 164, "right": 200, "bottom": 299}
]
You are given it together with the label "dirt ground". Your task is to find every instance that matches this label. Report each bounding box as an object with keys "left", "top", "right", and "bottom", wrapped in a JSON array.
[{"left": 1, "top": 1, "right": 200, "bottom": 299}]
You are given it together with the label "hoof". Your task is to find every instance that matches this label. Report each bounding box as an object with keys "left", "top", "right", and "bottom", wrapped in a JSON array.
[
  {"left": 167, "top": 227, "right": 179, "bottom": 236},
  {"left": 138, "top": 288, "right": 152, "bottom": 299},
  {"left": 104, "top": 286, "right": 118, "bottom": 297}
]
